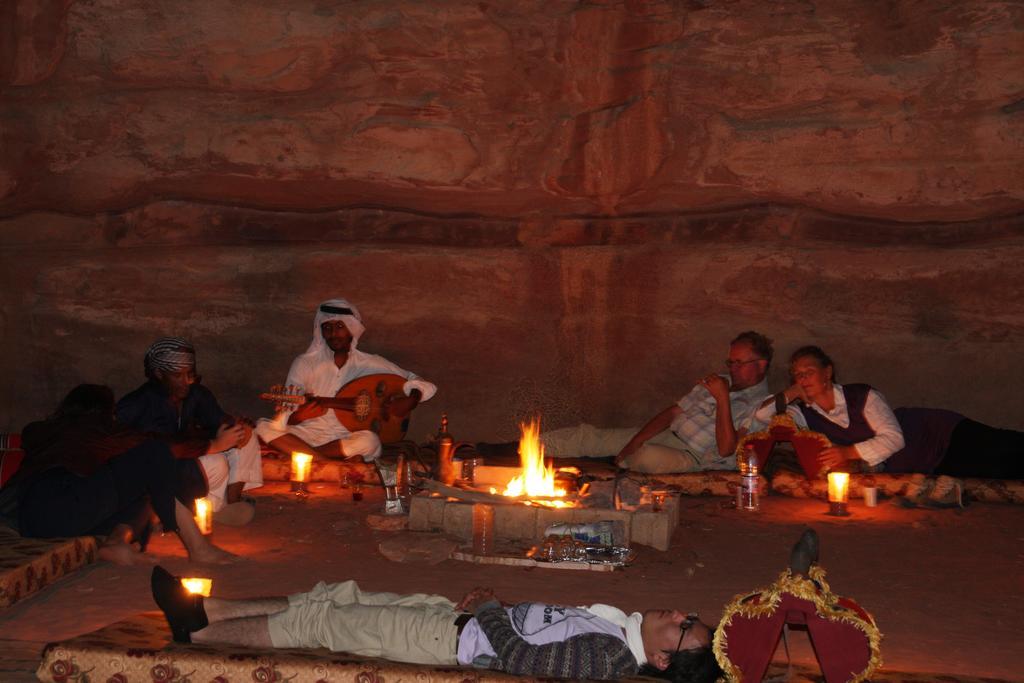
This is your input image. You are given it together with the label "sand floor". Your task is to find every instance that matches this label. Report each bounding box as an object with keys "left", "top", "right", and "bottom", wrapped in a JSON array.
[{"left": 1, "top": 482, "right": 1022, "bottom": 681}]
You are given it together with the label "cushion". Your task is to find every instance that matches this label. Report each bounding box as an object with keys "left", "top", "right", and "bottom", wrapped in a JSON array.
[
  {"left": 38, "top": 612, "right": 527, "bottom": 683},
  {"left": 739, "top": 414, "right": 832, "bottom": 480},
  {"left": 0, "top": 528, "right": 97, "bottom": 609},
  {"left": 714, "top": 566, "right": 882, "bottom": 683},
  {"left": 650, "top": 470, "right": 769, "bottom": 498}
]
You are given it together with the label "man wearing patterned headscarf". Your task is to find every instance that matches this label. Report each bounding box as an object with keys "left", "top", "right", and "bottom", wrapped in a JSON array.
[
  {"left": 117, "top": 337, "right": 263, "bottom": 525},
  {"left": 256, "top": 298, "right": 436, "bottom": 512}
]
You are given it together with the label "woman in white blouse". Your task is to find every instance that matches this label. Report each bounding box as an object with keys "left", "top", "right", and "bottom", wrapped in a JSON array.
[{"left": 756, "top": 346, "right": 1023, "bottom": 478}]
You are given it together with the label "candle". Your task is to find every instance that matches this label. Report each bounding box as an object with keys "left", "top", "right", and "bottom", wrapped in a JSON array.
[
  {"left": 827, "top": 472, "right": 850, "bottom": 516},
  {"left": 827, "top": 472, "right": 849, "bottom": 502},
  {"left": 194, "top": 497, "right": 213, "bottom": 535},
  {"left": 291, "top": 452, "right": 313, "bottom": 483},
  {"left": 180, "top": 578, "right": 213, "bottom": 597}
]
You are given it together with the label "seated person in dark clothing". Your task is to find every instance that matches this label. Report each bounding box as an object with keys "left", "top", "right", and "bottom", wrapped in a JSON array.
[
  {"left": 756, "top": 346, "right": 1024, "bottom": 479},
  {"left": 117, "top": 337, "right": 262, "bottom": 526},
  {"left": 0, "top": 384, "right": 235, "bottom": 565}
]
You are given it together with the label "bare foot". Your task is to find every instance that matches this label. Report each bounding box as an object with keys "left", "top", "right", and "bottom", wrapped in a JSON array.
[
  {"left": 188, "top": 543, "right": 239, "bottom": 565},
  {"left": 98, "top": 541, "right": 156, "bottom": 566}
]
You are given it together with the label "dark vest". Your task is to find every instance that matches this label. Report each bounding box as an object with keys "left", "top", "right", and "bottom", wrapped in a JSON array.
[{"left": 797, "top": 384, "right": 876, "bottom": 446}]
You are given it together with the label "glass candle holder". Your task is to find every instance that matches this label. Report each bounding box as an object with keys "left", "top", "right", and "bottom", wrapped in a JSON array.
[
  {"left": 291, "top": 452, "right": 313, "bottom": 494},
  {"left": 827, "top": 472, "right": 851, "bottom": 516}
]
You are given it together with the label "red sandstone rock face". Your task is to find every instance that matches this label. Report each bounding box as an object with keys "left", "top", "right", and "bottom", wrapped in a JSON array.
[
  {"left": 1, "top": 0, "right": 1022, "bottom": 220},
  {"left": 2, "top": 1, "right": 1024, "bottom": 435}
]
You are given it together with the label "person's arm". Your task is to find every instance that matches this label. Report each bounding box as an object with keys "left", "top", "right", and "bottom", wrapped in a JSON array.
[
  {"left": 615, "top": 404, "right": 683, "bottom": 465},
  {"left": 700, "top": 375, "right": 739, "bottom": 456},
  {"left": 473, "top": 601, "right": 638, "bottom": 680},
  {"left": 848, "top": 389, "right": 904, "bottom": 466},
  {"left": 817, "top": 390, "right": 904, "bottom": 470},
  {"left": 754, "top": 385, "right": 810, "bottom": 427}
]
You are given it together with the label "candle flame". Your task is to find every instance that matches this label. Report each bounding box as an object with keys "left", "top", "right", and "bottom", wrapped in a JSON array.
[
  {"left": 194, "top": 497, "right": 212, "bottom": 535},
  {"left": 180, "top": 578, "right": 212, "bottom": 597},
  {"left": 292, "top": 452, "right": 313, "bottom": 482},
  {"left": 827, "top": 471, "right": 850, "bottom": 503}
]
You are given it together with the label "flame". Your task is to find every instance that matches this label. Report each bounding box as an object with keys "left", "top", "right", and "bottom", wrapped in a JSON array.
[{"left": 502, "top": 418, "right": 571, "bottom": 507}]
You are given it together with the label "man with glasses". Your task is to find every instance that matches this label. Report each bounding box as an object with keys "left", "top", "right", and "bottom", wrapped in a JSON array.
[
  {"left": 494, "top": 331, "right": 774, "bottom": 473},
  {"left": 150, "top": 566, "right": 720, "bottom": 681}
]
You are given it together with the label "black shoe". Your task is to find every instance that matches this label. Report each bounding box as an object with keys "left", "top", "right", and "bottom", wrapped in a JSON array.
[
  {"left": 151, "top": 566, "right": 209, "bottom": 643},
  {"left": 788, "top": 528, "right": 819, "bottom": 576}
]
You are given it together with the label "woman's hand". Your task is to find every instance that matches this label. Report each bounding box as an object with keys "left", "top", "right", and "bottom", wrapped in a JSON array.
[
  {"left": 817, "top": 445, "right": 859, "bottom": 470},
  {"left": 782, "top": 383, "right": 810, "bottom": 404}
]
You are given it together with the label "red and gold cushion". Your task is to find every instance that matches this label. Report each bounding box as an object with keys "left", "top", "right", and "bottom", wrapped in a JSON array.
[
  {"left": 739, "top": 414, "right": 832, "bottom": 480},
  {"left": 713, "top": 566, "right": 882, "bottom": 683},
  {"left": 0, "top": 529, "right": 97, "bottom": 608}
]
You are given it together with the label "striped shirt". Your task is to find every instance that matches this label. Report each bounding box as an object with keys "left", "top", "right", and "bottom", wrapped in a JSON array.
[{"left": 669, "top": 377, "right": 770, "bottom": 470}]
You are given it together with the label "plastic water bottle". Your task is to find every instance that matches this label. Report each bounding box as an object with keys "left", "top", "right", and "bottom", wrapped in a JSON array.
[{"left": 740, "top": 445, "right": 760, "bottom": 511}]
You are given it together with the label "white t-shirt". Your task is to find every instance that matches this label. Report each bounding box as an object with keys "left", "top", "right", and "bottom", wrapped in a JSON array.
[{"left": 456, "top": 603, "right": 628, "bottom": 666}]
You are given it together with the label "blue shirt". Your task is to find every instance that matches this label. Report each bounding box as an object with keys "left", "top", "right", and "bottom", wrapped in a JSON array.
[{"left": 116, "top": 380, "right": 226, "bottom": 441}]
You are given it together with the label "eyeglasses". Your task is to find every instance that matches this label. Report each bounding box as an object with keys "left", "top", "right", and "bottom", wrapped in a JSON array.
[
  {"left": 724, "top": 358, "right": 763, "bottom": 369},
  {"left": 672, "top": 613, "right": 700, "bottom": 654}
]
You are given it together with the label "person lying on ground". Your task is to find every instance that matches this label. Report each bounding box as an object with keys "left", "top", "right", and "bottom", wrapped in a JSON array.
[
  {"left": 478, "top": 331, "right": 774, "bottom": 475},
  {"left": 151, "top": 568, "right": 720, "bottom": 681},
  {"left": 755, "top": 345, "right": 1024, "bottom": 479},
  {"left": 0, "top": 384, "right": 235, "bottom": 565}
]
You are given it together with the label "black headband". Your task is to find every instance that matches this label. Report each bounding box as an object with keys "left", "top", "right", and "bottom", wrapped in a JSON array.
[{"left": 319, "top": 305, "right": 353, "bottom": 316}]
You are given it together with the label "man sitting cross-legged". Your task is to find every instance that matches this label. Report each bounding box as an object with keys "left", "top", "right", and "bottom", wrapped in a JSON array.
[
  {"left": 256, "top": 298, "right": 436, "bottom": 513},
  {"left": 151, "top": 568, "right": 720, "bottom": 681}
]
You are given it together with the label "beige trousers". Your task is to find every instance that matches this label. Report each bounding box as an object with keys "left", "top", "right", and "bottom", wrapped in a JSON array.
[
  {"left": 541, "top": 423, "right": 702, "bottom": 473},
  {"left": 267, "top": 580, "right": 460, "bottom": 664}
]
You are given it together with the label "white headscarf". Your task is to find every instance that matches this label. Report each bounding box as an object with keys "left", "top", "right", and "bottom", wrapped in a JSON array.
[{"left": 302, "top": 298, "right": 366, "bottom": 360}]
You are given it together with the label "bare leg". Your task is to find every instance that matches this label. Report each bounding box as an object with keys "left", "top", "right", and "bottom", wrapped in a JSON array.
[
  {"left": 173, "top": 500, "right": 238, "bottom": 564},
  {"left": 97, "top": 524, "right": 154, "bottom": 566},
  {"left": 205, "top": 596, "right": 289, "bottom": 623},
  {"left": 192, "top": 615, "right": 275, "bottom": 648},
  {"left": 267, "top": 433, "right": 357, "bottom": 461}
]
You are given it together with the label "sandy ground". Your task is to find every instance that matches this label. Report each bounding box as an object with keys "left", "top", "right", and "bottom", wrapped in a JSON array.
[{"left": 1, "top": 482, "right": 1022, "bottom": 681}]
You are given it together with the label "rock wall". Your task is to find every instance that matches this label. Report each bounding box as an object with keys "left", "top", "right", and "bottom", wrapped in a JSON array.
[{"left": 2, "top": 0, "right": 1023, "bottom": 437}]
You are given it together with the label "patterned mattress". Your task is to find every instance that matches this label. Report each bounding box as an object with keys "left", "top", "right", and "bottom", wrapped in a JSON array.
[
  {"left": 0, "top": 528, "right": 97, "bottom": 609},
  {"left": 35, "top": 612, "right": 1016, "bottom": 683}
]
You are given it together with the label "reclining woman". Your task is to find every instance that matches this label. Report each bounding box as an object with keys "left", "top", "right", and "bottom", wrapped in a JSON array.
[
  {"left": 0, "top": 384, "right": 235, "bottom": 565},
  {"left": 756, "top": 346, "right": 1024, "bottom": 479}
]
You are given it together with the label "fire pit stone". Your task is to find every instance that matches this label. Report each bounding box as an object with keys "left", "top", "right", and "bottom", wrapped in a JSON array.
[{"left": 408, "top": 492, "right": 679, "bottom": 551}]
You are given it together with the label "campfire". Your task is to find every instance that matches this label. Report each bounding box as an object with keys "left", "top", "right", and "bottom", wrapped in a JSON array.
[{"left": 491, "top": 418, "right": 573, "bottom": 508}]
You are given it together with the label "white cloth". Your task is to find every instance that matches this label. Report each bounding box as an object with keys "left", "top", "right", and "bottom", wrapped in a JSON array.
[
  {"left": 583, "top": 604, "right": 647, "bottom": 667},
  {"left": 197, "top": 434, "right": 264, "bottom": 511},
  {"left": 456, "top": 603, "right": 627, "bottom": 666},
  {"left": 752, "top": 384, "right": 905, "bottom": 466},
  {"left": 255, "top": 298, "right": 436, "bottom": 460}
]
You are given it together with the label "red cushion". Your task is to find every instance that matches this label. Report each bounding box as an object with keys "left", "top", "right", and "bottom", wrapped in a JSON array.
[{"left": 0, "top": 450, "right": 24, "bottom": 489}]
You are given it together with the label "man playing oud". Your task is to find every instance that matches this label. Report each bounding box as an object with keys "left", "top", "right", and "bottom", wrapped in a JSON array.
[{"left": 256, "top": 299, "right": 436, "bottom": 508}]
